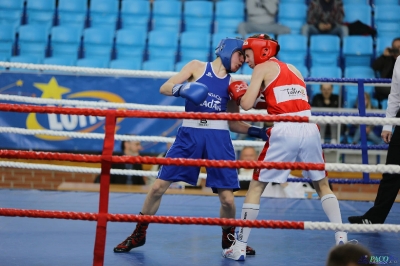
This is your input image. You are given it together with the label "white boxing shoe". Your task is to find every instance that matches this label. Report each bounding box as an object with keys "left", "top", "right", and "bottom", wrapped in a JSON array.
[{"left": 222, "top": 235, "right": 246, "bottom": 261}]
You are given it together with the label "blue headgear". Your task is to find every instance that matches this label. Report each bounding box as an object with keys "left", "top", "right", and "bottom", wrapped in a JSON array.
[{"left": 215, "top": 38, "right": 244, "bottom": 73}]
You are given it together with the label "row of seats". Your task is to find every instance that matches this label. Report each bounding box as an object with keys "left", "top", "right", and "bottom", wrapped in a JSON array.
[
  {"left": 0, "top": 0, "right": 246, "bottom": 35},
  {"left": 0, "top": 23, "right": 385, "bottom": 72}
]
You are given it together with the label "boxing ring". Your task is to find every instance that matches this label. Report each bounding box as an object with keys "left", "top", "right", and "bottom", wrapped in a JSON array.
[{"left": 0, "top": 62, "right": 400, "bottom": 266}]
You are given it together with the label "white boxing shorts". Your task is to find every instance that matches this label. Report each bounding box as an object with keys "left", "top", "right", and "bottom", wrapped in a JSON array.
[{"left": 253, "top": 122, "right": 326, "bottom": 183}]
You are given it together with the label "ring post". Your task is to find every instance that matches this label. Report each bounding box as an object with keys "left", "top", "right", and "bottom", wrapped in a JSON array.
[{"left": 93, "top": 111, "right": 116, "bottom": 266}]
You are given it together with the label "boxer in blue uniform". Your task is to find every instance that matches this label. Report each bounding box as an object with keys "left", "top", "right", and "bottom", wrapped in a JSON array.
[{"left": 113, "top": 38, "right": 267, "bottom": 256}]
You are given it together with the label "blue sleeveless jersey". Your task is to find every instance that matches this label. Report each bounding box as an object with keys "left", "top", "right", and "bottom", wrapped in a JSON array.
[{"left": 185, "top": 62, "right": 231, "bottom": 113}]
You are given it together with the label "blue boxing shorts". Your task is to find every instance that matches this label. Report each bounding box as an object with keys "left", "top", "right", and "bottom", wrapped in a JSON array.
[{"left": 158, "top": 120, "right": 240, "bottom": 193}]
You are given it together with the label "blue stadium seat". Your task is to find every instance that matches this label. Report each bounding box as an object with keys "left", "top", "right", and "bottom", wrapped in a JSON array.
[
  {"left": 343, "top": 36, "right": 373, "bottom": 67},
  {"left": 277, "top": 3, "right": 307, "bottom": 34},
  {"left": 344, "top": 5, "right": 372, "bottom": 26},
  {"left": 215, "top": 1, "right": 244, "bottom": 20},
  {"left": 175, "top": 59, "right": 191, "bottom": 71},
  {"left": 26, "top": 0, "right": 56, "bottom": 32},
  {"left": 115, "top": 29, "right": 147, "bottom": 59},
  {"left": 110, "top": 59, "right": 141, "bottom": 70},
  {"left": 147, "top": 30, "right": 179, "bottom": 61},
  {"left": 9, "top": 55, "right": 42, "bottom": 71},
  {"left": 310, "top": 66, "right": 342, "bottom": 78},
  {"left": 0, "top": 24, "right": 16, "bottom": 60},
  {"left": 344, "top": 66, "right": 375, "bottom": 79},
  {"left": 120, "top": 0, "right": 150, "bottom": 29},
  {"left": 180, "top": 50, "right": 209, "bottom": 62},
  {"left": 376, "top": 36, "right": 395, "bottom": 56},
  {"left": 375, "top": 22, "right": 400, "bottom": 37},
  {"left": 0, "top": 0, "right": 24, "bottom": 10},
  {"left": 374, "top": 5, "right": 400, "bottom": 24},
  {"left": 0, "top": 0, "right": 24, "bottom": 32},
  {"left": 10, "top": 55, "right": 42, "bottom": 63},
  {"left": 183, "top": 1, "right": 213, "bottom": 33},
  {"left": 77, "top": 58, "right": 109, "bottom": 68},
  {"left": 343, "top": 66, "right": 376, "bottom": 107},
  {"left": 50, "top": 26, "right": 81, "bottom": 59},
  {"left": 152, "top": 17, "right": 181, "bottom": 33},
  {"left": 342, "top": 0, "right": 369, "bottom": 4},
  {"left": 142, "top": 59, "right": 175, "bottom": 71},
  {"left": 153, "top": 1, "right": 182, "bottom": 18},
  {"left": 214, "top": 18, "right": 243, "bottom": 34},
  {"left": 309, "top": 35, "right": 341, "bottom": 66},
  {"left": 297, "top": 65, "right": 309, "bottom": 78},
  {"left": 83, "top": 28, "right": 114, "bottom": 60},
  {"left": 277, "top": 34, "right": 307, "bottom": 67},
  {"left": 89, "top": 0, "right": 118, "bottom": 31},
  {"left": 180, "top": 31, "right": 211, "bottom": 62},
  {"left": 373, "top": 0, "right": 399, "bottom": 6},
  {"left": 310, "top": 66, "right": 342, "bottom": 96},
  {"left": 43, "top": 57, "right": 76, "bottom": 66},
  {"left": 18, "top": 25, "right": 49, "bottom": 61},
  {"left": 58, "top": 0, "right": 87, "bottom": 31}
]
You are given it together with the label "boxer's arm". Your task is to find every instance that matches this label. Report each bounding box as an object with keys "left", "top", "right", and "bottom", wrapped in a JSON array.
[
  {"left": 226, "top": 99, "right": 252, "bottom": 134},
  {"left": 240, "top": 65, "right": 265, "bottom": 110},
  {"left": 160, "top": 60, "right": 202, "bottom": 96}
]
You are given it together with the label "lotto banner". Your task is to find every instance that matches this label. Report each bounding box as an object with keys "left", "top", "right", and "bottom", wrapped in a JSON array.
[{"left": 0, "top": 72, "right": 184, "bottom": 154}]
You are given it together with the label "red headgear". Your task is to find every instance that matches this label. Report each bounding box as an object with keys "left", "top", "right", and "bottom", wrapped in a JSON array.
[{"left": 242, "top": 34, "right": 280, "bottom": 65}]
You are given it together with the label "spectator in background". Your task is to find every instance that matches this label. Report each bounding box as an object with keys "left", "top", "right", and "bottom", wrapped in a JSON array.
[
  {"left": 311, "top": 83, "right": 340, "bottom": 144},
  {"left": 302, "top": 0, "right": 348, "bottom": 40},
  {"left": 94, "top": 139, "right": 146, "bottom": 185},
  {"left": 238, "top": 146, "right": 259, "bottom": 190},
  {"left": 352, "top": 92, "right": 383, "bottom": 145},
  {"left": 326, "top": 243, "right": 375, "bottom": 266},
  {"left": 237, "top": 0, "right": 291, "bottom": 38},
  {"left": 372, "top": 37, "right": 400, "bottom": 108}
]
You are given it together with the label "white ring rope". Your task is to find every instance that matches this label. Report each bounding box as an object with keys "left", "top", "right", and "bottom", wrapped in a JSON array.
[
  {"left": 0, "top": 126, "right": 263, "bottom": 147},
  {"left": 0, "top": 61, "right": 391, "bottom": 87},
  {"left": 1, "top": 160, "right": 400, "bottom": 175},
  {"left": 303, "top": 222, "right": 400, "bottom": 233},
  {"left": 0, "top": 94, "right": 186, "bottom": 112},
  {"left": 0, "top": 94, "right": 398, "bottom": 125}
]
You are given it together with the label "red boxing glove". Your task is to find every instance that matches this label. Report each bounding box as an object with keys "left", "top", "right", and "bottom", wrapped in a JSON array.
[{"left": 228, "top": 80, "right": 248, "bottom": 105}]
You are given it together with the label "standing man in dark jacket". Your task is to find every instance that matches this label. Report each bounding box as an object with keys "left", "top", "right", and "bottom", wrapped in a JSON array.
[{"left": 348, "top": 56, "right": 400, "bottom": 224}]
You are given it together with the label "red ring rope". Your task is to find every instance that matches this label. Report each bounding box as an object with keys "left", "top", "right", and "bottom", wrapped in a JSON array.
[
  {"left": 0, "top": 208, "right": 304, "bottom": 230},
  {"left": 0, "top": 103, "right": 309, "bottom": 123},
  {"left": 0, "top": 150, "right": 326, "bottom": 171}
]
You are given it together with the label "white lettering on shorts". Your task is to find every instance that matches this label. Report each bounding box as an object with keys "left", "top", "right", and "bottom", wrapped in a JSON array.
[{"left": 273, "top": 84, "right": 308, "bottom": 103}]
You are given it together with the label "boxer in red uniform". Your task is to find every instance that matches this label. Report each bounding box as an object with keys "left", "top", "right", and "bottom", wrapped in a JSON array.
[{"left": 222, "top": 34, "right": 349, "bottom": 261}]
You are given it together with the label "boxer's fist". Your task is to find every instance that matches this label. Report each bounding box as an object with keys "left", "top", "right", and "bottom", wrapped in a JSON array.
[
  {"left": 247, "top": 126, "right": 269, "bottom": 141},
  {"left": 228, "top": 80, "right": 248, "bottom": 105},
  {"left": 172, "top": 82, "right": 208, "bottom": 105}
]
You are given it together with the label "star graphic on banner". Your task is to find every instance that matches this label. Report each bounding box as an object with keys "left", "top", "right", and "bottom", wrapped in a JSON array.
[{"left": 34, "top": 77, "right": 70, "bottom": 99}]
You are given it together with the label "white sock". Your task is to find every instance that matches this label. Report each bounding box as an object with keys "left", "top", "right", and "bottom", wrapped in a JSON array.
[
  {"left": 237, "top": 203, "right": 259, "bottom": 243},
  {"left": 321, "top": 194, "right": 342, "bottom": 224}
]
